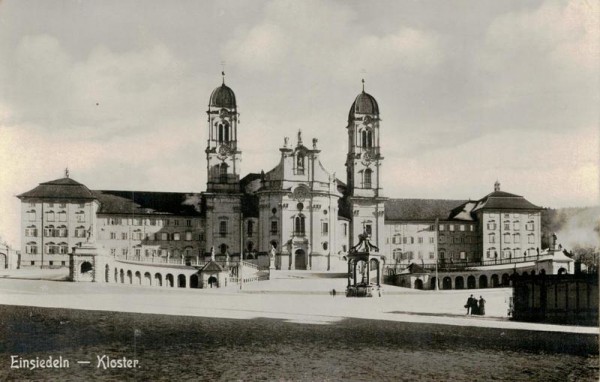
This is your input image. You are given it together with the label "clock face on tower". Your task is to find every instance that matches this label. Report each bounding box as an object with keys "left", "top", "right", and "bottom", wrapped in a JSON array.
[
  {"left": 363, "top": 115, "right": 372, "bottom": 126},
  {"left": 361, "top": 150, "right": 373, "bottom": 166},
  {"left": 217, "top": 144, "right": 231, "bottom": 160}
]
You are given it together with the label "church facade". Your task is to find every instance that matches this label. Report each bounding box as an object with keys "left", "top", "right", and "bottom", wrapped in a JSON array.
[{"left": 17, "top": 78, "right": 543, "bottom": 272}]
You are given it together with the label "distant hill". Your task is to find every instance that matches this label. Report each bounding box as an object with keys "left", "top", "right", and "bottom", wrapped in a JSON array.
[{"left": 541, "top": 206, "right": 600, "bottom": 250}]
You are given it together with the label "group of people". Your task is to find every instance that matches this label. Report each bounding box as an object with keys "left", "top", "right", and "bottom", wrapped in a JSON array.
[{"left": 465, "top": 294, "right": 486, "bottom": 315}]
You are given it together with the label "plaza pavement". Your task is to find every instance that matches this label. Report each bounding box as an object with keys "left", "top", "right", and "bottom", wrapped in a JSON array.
[{"left": 0, "top": 268, "right": 596, "bottom": 335}]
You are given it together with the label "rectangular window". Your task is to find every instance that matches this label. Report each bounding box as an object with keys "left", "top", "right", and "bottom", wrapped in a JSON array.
[
  {"left": 365, "top": 224, "right": 372, "bottom": 235},
  {"left": 161, "top": 233, "right": 168, "bottom": 241},
  {"left": 504, "top": 222, "right": 510, "bottom": 230},
  {"left": 470, "top": 225, "right": 474, "bottom": 232},
  {"left": 528, "top": 235, "right": 535, "bottom": 244},
  {"left": 110, "top": 232, "right": 117, "bottom": 240},
  {"left": 174, "top": 220, "right": 180, "bottom": 226},
  {"left": 459, "top": 225, "right": 465, "bottom": 232},
  {"left": 122, "top": 248, "right": 128, "bottom": 256},
  {"left": 271, "top": 221, "right": 278, "bottom": 234},
  {"left": 31, "top": 261, "right": 35, "bottom": 266},
  {"left": 449, "top": 225, "right": 454, "bottom": 231},
  {"left": 186, "top": 220, "right": 192, "bottom": 227},
  {"left": 185, "top": 231, "right": 192, "bottom": 241},
  {"left": 219, "top": 221, "right": 227, "bottom": 236},
  {"left": 343, "top": 224, "right": 348, "bottom": 236},
  {"left": 429, "top": 252, "right": 434, "bottom": 259},
  {"left": 121, "top": 232, "right": 127, "bottom": 240},
  {"left": 135, "top": 248, "right": 141, "bottom": 257},
  {"left": 439, "top": 224, "right": 445, "bottom": 231},
  {"left": 460, "top": 251, "right": 466, "bottom": 260},
  {"left": 418, "top": 237, "right": 423, "bottom": 244},
  {"left": 322, "top": 222, "right": 329, "bottom": 235},
  {"left": 173, "top": 233, "right": 181, "bottom": 241},
  {"left": 110, "top": 248, "right": 116, "bottom": 256},
  {"left": 429, "top": 237, "right": 434, "bottom": 244},
  {"left": 403, "top": 237, "right": 407, "bottom": 244}
]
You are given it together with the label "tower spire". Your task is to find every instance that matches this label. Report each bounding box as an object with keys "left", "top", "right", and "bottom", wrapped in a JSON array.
[
  {"left": 65, "top": 167, "right": 69, "bottom": 178},
  {"left": 362, "top": 78, "right": 365, "bottom": 93},
  {"left": 222, "top": 71, "right": 225, "bottom": 85}
]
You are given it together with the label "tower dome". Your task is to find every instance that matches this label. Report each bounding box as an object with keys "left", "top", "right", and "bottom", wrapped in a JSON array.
[
  {"left": 209, "top": 83, "right": 236, "bottom": 109},
  {"left": 348, "top": 90, "right": 379, "bottom": 122}
]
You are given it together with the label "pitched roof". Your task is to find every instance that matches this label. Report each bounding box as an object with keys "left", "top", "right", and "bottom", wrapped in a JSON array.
[
  {"left": 472, "top": 191, "right": 542, "bottom": 212},
  {"left": 17, "top": 178, "right": 96, "bottom": 200},
  {"left": 200, "top": 260, "right": 224, "bottom": 272},
  {"left": 385, "top": 199, "right": 466, "bottom": 222},
  {"left": 94, "top": 190, "right": 202, "bottom": 216}
]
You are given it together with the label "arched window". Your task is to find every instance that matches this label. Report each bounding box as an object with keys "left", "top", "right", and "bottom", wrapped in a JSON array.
[
  {"left": 247, "top": 241, "right": 254, "bottom": 252},
  {"left": 44, "top": 225, "right": 56, "bottom": 237},
  {"left": 58, "top": 211, "right": 67, "bottom": 222},
  {"left": 294, "top": 215, "right": 306, "bottom": 236},
  {"left": 361, "top": 130, "right": 367, "bottom": 148},
  {"left": 392, "top": 248, "right": 402, "bottom": 261},
  {"left": 367, "top": 130, "right": 373, "bottom": 148},
  {"left": 513, "top": 233, "right": 520, "bottom": 243},
  {"left": 364, "top": 168, "right": 372, "bottom": 188},
  {"left": 45, "top": 242, "right": 57, "bottom": 254},
  {"left": 220, "top": 243, "right": 227, "bottom": 254},
  {"left": 76, "top": 211, "right": 85, "bottom": 223},
  {"left": 503, "top": 233, "right": 511, "bottom": 243},
  {"left": 218, "top": 123, "right": 226, "bottom": 143},
  {"left": 46, "top": 211, "right": 55, "bottom": 222},
  {"left": 322, "top": 242, "right": 328, "bottom": 250},
  {"left": 488, "top": 233, "right": 495, "bottom": 243},
  {"left": 247, "top": 220, "right": 254, "bottom": 236},
  {"left": 27, "top": 210, "right": 36, "bottom": 221},
  {"left": 57, "top": 225, "right": 68, "bottom": 237},
  {"left": 504, "top": 249, "right": 512, "bottom": 259}
]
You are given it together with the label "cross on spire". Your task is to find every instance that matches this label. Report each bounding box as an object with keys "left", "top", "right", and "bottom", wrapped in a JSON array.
[
  {"left": 65, "top": 167, "right": 69, "bottom": 178},
  {"left": 221, "top": 61, "right": 226, "bottom": 84},
  {"left": 361, "top": 78, "right": 365, "bottom": 92}
]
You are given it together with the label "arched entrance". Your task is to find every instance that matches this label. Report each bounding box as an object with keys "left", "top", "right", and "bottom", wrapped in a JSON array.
[
  {"left": 501, "top": 273, "right": 510, "bottom": 286},
  {"left": 455, "top": 276, "right": 464, "bottom": 289},
  {"left": 120, "top": 269, "right": 125, "bottom": 283},
  {"left": 178, "top": 274, "right": 186, "bottom": 288},
  {"left": 479, "top": 275, "right": 488, "bottom": 288},
  {"left": 166, "top": 274, "right": 174, "bottom": 287},
  {"left": 80, "top": 261, "right": 93, "bottom": 273},
  {"left": 442, "top": 276, "right": 452, "bottom": 290},
  {"left": 144, "top": 272, "right": 151, "bottom": 286},
  {"left": 294, "top": 249, "right": 306, "bottom": 270},
  {"left": 467, "top": 275, "right": 476, "bottom": 289},
  {"left": 491, "top": 274, "right": 499, "bottom": 287},
  {"left": 154, "top": 273, "right": 162, "bottom": 287},
  {"left": 0, "top": 253, "right": 7, "bottom": 269},
  {"left": 127, "top": 270, "right": 132, "bottom": 284},
  {"left": 105, "top": 265, "right": 110, "bottom": 283},
  {"left": 414, "top": 279, "right": 423, "bottom": 290},
  {"left": 208, "top": 275, "right": 218, "bottom": 288},
  {"left": 558, "top": 267, "right": 567, "bottom": 275},
  {"left": 190, "top": 274, "right": 199, "bottom": 288},
  {"left": 430, "top": 277, "right": 437, "bottom": 290},
  {"left": 135, "top": 271, "right": 142, "bottom": 285}
]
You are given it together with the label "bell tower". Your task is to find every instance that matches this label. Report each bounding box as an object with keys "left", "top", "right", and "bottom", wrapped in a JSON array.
[
  {"left": 345, "top": 80, "right": 386, "bottom": 248},
  {"left": 206, "top": 72, "right": 241, "bottom": 193}
]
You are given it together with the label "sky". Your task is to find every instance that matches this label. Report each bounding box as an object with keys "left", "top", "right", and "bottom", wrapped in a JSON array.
[{"left": 0, "top": 0, "right": 598, "bottom": 248}]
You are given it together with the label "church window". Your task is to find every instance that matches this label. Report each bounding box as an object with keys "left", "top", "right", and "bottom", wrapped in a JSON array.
[
  {"left": 294, "top": 215, "right": 306, "bottom": 236},
  {"left": 219, "top": 221, "right": 228, "bottom": 236},
  {"left": 247, "top": 220, "right": 254, "bottom": 236},
  {"left": 220, "top": 243, "right": 227, "bottom": 254},
  {"left": 364, "top": 169, "right": 372, "bottom": 188},
  {"left": 270, "top": 220, "right": 278, "bottom": 234},
  {"left": 365, "top": 224, "right": 372, "bottom": 236},
  {"left": 218, "top": 123, "right": 230, "bottom": 143}
]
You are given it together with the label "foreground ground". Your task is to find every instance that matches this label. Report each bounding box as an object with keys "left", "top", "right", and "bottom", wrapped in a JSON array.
[
  {"left": 0, "top": 269, "right": 597, "bottom": 380},
  {"left": 0, "top": 305, "right": 597, "bottom": 381}
]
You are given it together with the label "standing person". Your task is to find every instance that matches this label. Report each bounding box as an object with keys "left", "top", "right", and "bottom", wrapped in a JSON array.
[
  {"left": 470, "top": 295, "right": 479, "bottom": 315},
  {"left": 465, "top": 295, "right": 473, "bottom": 315},
  {"left": 332, "top": 289, "right": 336, "bottom": 297},
  {"left": 478, "top": 296, "right": 486, "bottom": 316}
]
